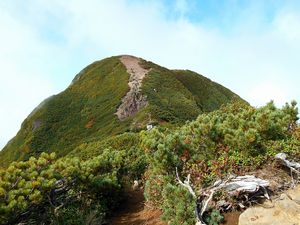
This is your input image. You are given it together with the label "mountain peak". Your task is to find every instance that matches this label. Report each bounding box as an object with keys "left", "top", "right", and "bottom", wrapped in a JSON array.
[{"left": 0, "top": 56, "right": 244, "bottom": 166}]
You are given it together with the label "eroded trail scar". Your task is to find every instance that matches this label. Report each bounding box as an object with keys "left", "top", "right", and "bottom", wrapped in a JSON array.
[{"left": 115, "top": 55, "right": 150, "bottom": 120}]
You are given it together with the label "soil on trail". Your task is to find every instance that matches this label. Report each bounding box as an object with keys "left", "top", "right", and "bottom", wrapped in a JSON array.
[
  {"left": 222, "top": 211, "right": 241, "bottom": 225},
  {"left": 110, "top": 189, "right": 166, "bottom": 225},
  {"left": 110, "top": 189, "right": 242, "bottom": 225}
]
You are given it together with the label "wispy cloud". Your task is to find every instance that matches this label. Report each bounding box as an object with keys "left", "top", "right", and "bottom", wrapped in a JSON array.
[{"left": 0, "top": 0, "right": 299, "bottom": 148}]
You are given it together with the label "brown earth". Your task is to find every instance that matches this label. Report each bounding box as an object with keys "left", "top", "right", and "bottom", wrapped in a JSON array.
[
  {"left": 222, "top": 211, "right": 241, "bottom": 225},
  {"left": 109, "top": 188, "right": 241, "bottom": 225},
  {"left": 110, "top": 163, "right": 295, "bottom": 225},
  {"left": 110, "top": 189, "right": 166, "bottom": 225}
]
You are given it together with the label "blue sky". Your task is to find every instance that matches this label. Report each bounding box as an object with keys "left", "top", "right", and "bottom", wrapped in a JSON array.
[{"left": 0, "top": 0, "right": 300, "bottom": 149}]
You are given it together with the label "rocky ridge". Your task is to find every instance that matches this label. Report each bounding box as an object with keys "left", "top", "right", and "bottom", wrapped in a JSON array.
[{"left": 115, "top": 55, "right": 149, "bottom": 120}]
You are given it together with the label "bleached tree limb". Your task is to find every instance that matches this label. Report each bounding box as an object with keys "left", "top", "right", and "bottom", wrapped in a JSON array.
[
  {"left": 175, "top": 169, "right": 270, "bottom": 225},
  {"left": 175, "top": 167, "right": 197, "bottom": 198},
  {"left": 276, "top": 153, "right": 300, "bottom": 187},
  {"left": 224, "top": 175, "right": 269, "bottom": 196},
  {"left": 178, "top": 153, "right": 300, "bottom": 225},
  {"left": 175, "top": 168, "right": 205, "bottom": 224},
  {"left": 275, "top": 153, "right": 300, "bottom": 175},
  {"left": 200, "top": 190, "right": 215, "bottom": 216}
]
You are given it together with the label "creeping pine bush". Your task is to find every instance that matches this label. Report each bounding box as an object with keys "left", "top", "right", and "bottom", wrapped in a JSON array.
[
  {"left": 0, "top": 148, "right": 132, "bottom": 224},
  {"left": 142, "top": 101, "right": 299, "bottom": 224},
  {"left": 1, "top": 101, "right": 298, "bottom": 225}
]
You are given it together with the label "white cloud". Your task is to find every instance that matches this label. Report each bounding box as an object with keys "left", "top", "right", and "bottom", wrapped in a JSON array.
[
  {"left": 248, "top": 81, "right": 289, "bottom": 107},
  {"left": 0, "top": 8, "right": 55, "bottom": 149},
  {"left": 0, "top": 0, "right": 299, "bottom": 149},
  {"left": 273, "top": 11, "right": 300, "bottom": 41}
]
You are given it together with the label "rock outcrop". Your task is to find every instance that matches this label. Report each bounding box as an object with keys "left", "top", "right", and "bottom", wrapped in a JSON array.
[
  {"left": 239, "top": 185, "right": 300, "bottom": 225},
  {"left": 115, "top": 55, "right": 149, "bottom": 120}
]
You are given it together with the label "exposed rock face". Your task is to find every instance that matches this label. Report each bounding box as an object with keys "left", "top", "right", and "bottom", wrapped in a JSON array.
[
  {"left": 32, "top": 120, "right": 42, "bottom": 131},
  {"left": 239, "top": 185, "right": 300, "bottom": 225},
  {"left": 115, "top": 55, "right": 149, "bottom": 120}
]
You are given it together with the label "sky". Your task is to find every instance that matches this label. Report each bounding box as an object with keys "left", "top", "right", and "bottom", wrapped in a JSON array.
[{"left": 0, "top": 0, "right": 300, "bottom": 149}]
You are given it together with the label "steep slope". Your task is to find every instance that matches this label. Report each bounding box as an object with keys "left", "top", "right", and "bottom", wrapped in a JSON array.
[
  {"left": 0, "top": 55, "right": 244, "bottom": 166},
  {"left": 0, "top": 56, "right": 131, "bottom": 165},
  {"left": 172, "top": 70, "right": 242, "bottom": 112}
]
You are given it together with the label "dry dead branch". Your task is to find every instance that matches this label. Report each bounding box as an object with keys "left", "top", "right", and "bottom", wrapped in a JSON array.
[
  {"left": 275, "top": 153, "right": 300, "bottom": 186},
  {"left": 176, "top": 167, "right": 197, "bottom": 198},
  {"left": 275, "top": 153, "right": 300, "bottom": 174},
  {"left": 178, "top": 153, "right": 300, "bottom": 224},
  {"left": 175, "top": 168, "right": 270, "bottom": 225}
]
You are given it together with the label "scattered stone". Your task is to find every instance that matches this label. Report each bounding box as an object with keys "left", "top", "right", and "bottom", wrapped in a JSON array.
[
  {"left": 132, "top": 180, "right": 139, "bottom": 191},
  {"left": 146, "top": 124, "right": 153, "bottom": 130},
  {"left": 32, "top": 119, "right": 42, "bottom": 131}
]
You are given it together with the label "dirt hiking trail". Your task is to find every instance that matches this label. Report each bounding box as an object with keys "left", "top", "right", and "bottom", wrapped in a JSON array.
[
  {"left": 110, "top": 189, "right": 166, "bottom": 225},
  {"left": 109, "top": 188, "right": 240, "bottom": 225}
]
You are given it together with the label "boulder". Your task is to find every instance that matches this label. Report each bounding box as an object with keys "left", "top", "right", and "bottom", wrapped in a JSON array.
[
  {"left": 239, "top": 186, "right": 300, "bottom": 225},
  {"left": 287, "top": 185, "right": 300, "bottom": 204}
]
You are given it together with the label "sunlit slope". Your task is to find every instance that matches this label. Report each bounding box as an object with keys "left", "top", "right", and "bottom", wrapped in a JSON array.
[{"left": 0, "top": 56, "right": 244, "bottom": 166}]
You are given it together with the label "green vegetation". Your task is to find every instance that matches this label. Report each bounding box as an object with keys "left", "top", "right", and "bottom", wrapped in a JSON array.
[
  {"left": 0, "top": 147, "right": 147, "bottom": 224},
  {"left": 141, "top": 63, "right": 201, "bottom": 123},
  {"left": 172, "top": 70, "right": 242, "bottom": 112},
  {"left": 0, "top": 101, "right": 298, "bottom": 224},
  {"left": 142, "top": 100, "right": 299, "bottom": 224},
  {"left": 0, "top": 56, "right": 241, "bottom": 167},
  {"left": 0, "top": 57, "right": 132, "bottom": 165},
  {"left": 2, "top": 55, "right": 297, "bottom": 224}
]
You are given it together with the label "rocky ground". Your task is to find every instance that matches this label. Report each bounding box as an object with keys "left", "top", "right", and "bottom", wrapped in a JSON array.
[
  {"left": 109, "top": 186, "right": 300, "bottom": 225},
  {"left": 239, "top": 185, "right": 300, "bottom": 225},
  {"left": 115, "top": 55, "right": 149, "bottom": 120},
  {"left": 110, "top": 161, "right": 300, "bottom": 225}
]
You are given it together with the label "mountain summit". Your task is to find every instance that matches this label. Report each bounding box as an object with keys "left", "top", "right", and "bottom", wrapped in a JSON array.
[{"left": 0, "top": 55, "right": 243, "bottom": 166}]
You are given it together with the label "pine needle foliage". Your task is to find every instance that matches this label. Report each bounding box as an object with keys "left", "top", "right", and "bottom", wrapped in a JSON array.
[{"left": 142, "top": 101, "right": 299, "bottom": 224}]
